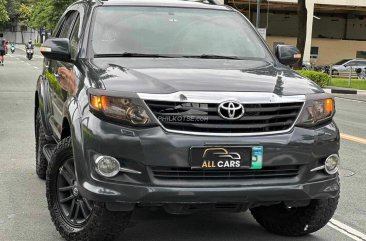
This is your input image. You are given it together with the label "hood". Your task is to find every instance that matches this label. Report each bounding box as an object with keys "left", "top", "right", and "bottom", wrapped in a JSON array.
[{"left": 83, "top": 58, "right": 323, "bottom": 96}]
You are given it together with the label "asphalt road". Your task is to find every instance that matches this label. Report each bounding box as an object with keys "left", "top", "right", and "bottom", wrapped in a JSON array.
[{"left": 0, "top": 50, "right": 365, "bottom": 241}]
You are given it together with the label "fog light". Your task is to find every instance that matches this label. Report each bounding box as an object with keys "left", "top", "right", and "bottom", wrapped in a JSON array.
[
  {"left": 324, "top": 154, "right": 339, "bottom": 175},
  {"left": 95, "top": 156, "right": 120, "bottom": 177}
]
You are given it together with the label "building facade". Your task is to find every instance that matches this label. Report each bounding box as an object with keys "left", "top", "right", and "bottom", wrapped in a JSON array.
[{"left": 221, "top": 0, "right": 366, "bottom": 65}]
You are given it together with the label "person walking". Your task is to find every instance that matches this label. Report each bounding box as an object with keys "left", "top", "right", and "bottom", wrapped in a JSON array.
[{"left": 0, "top": 40, "right": 6, "bottom": 66}]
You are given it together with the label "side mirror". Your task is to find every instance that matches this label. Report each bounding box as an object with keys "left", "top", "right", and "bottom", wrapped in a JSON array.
[
  {"left": 275, "top": 45, "right": 301, "bottom": 66},
  {"left": 40, "top": 38, "right": 71, "bottom": 62}
]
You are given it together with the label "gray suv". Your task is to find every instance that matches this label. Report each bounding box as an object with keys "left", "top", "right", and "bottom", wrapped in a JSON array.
[{"left": 35, "top": 0, "right": 340, "bottom": 240}]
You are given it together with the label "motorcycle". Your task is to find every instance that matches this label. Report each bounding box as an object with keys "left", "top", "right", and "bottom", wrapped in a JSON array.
[
  {"left": 26, "top": 48, "right": 34, "bottom": 60},
  {"left": 10, "top": 45, "right": 15, "bottom": 54}
]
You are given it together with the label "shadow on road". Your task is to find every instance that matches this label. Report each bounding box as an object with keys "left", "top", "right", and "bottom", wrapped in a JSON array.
[{"left": 120, "top": 208, "right": 328, "bottom": 241}]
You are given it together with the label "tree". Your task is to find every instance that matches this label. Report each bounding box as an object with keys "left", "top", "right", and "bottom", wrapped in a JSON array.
[
  {"left": 295, "top": 0, "right": 307, "bottom": 69},
  {"left": 29, "top": 0, "right": 75, "bottom": 31},
  {"left": 19, "top": 3, "right": 31, "bottom": 26},
  {"left": 0, "top": 0, "right": 9, "bottom": 24}
]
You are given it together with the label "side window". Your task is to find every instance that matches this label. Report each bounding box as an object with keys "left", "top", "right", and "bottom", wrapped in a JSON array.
[
  {"left": 345, "top": 61, "right": 355, "bottom": 67},
  {"left": 70, "top": 15, "right": 80, "bottom": 59},
  {"left": 54, "top": 17, "right": 66, "bottom": 38},
  {"left": 58, "top": 11, "right": 78, "bottom": 38}
]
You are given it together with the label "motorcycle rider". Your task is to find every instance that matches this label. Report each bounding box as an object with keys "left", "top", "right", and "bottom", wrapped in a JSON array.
[
  {"left": 0, "top": 40, "right": 5, "bottom": 66},
  {"left": 10, "top": 42, "right": 15, "bottom": 53},
  {"left": 26, "top": 40, "right": 34, "bottom": 60},
  {"left": 26, "top": 39, "right": 34, "bottom": 51}
]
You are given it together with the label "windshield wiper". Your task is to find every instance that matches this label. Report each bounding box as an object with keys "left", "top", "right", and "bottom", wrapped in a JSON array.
[
  {"left": 94, "top": 52, "right": 178, "bottom": 58},
  {"left": 182, "top": 54, "right": 241, "bottom": 60}
]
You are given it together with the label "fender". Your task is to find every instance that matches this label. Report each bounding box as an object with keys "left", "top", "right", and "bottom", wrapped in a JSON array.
[
  {"left": 62, "top": 91, "right": 90, "bottom": 184},
  {"left": 35, "top": 74, "right": 54, "bottom": 139}
]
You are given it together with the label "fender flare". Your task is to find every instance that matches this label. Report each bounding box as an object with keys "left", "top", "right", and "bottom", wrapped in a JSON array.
[{"left": 35, "top": 75, "right": 53, "bottom": 138}]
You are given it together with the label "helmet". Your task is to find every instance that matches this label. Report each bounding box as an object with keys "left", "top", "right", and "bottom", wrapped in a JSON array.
[{"left": 28, "top": 40, "right": 32, "bottom": 44}]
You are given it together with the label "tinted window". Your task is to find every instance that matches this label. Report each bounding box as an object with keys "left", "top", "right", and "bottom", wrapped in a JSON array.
[
  {"left": 344, "top": 61, "right": 355, "bottom": 67},
  {"left": 59, "top": 11, "right": 78, "bottom": 38},
  {"left": 355, "top": 61, "right": 366, "bottom": 66},
  {"left": 91, "top": 7, "right": 270, "bottom": 60},
  {"left": 334, "top": 59, "right": 351, "bottom": 65},
  {"left": 70, "top": 15, "right": 80, "bottom": 59}
]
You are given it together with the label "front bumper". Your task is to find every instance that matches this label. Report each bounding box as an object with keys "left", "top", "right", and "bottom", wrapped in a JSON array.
[{"left": 74, "top": 112, "right": 340, "bottom": 204}]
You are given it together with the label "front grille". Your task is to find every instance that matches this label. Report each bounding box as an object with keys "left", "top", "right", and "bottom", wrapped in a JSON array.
[
  {"left": 145, "top": 100, "right": 303, "bottom": 134},
  {"left": 151, "top": 166, "right": 300, "bottom": 181}
]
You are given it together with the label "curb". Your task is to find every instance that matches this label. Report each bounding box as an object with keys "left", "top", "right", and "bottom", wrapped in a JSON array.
[{"left": 324, "top": 87, "right": 358, "bottom": 95}]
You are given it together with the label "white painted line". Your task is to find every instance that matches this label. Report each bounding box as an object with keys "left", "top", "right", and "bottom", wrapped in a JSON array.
[
  {"left": 33, "top": 66, "right": 38, "bottom": 69},
  {"left": 335, "top": 97, "right": 366, "bottom": 104},
  {"left": 328, "top": 219, "right": 366, "bottom": 241}
]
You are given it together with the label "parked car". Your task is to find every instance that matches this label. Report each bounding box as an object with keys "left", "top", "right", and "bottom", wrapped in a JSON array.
[
  {"left": 331, "top": 58, "right": 366, "bottom": 75},
  {"left": 35, "top": 0, "right": 340, "bottom": 240}
]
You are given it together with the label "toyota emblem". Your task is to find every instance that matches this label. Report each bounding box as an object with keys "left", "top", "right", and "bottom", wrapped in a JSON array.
[{"left": 218, "top": 101, "right": 245, "bottom": 120}]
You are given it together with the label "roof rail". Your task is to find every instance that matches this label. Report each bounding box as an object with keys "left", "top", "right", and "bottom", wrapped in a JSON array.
[
  {"left": 86, "top": 0, "right": 223, "bottom": 5},
  {"left": 182, "top": 0, "right": 223, "bottom": 5}
]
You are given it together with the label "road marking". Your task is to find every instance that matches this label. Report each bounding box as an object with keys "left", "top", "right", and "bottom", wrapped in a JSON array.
[
  {"left": 33, "top": 66, "right": 38, "bottom": 69},
  {"left": 328, "top": 219, "right": 366, "bottom": 241},
  {"left": 335, "top": 97, "right": 366, "bottom": 104},
  {"left": 341, "top": 133, "right": 366, "bottom": 145}
]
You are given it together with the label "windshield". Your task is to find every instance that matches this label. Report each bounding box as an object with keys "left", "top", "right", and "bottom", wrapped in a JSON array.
[
  {"left": 334, "top": 59, "right": 351, "bottom": 65},
  {"left": 91, "top": 6, "right": 271, "bottom": 60}
]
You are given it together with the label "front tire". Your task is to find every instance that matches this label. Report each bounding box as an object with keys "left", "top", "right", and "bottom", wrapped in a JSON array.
[
  {"left": 46, "top": 137, "right": 132, "bottom": 241},
  {"left": 250, "top": 196, "right": 339, "bottom": 236}
]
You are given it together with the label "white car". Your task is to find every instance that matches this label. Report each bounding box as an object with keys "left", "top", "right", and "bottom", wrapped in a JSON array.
[{"left": 332, "top": 58, "right": 366, "bottom": 75}]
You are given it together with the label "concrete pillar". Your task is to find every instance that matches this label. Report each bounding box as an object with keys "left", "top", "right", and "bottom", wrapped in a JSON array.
[{"left": 303, "top": 0, "right": 315, "bottom": 64}]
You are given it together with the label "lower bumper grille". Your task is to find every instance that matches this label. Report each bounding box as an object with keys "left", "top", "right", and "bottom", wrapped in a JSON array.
[{"left": 151, "top": 166, "right": 300, "bottom": 181}]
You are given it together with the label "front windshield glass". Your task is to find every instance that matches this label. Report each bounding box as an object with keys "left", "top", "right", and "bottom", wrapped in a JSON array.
[
  {"left": 334, "top": 59, "right": 351, "bottom": 65},
  {"left": 91, "top": 6, "right": 271, "bottom": 60}
]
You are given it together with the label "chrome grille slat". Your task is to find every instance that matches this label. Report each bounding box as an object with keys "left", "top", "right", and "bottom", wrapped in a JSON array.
[{"left": 145, "top": 100, "right": 304, "bottom": 134}]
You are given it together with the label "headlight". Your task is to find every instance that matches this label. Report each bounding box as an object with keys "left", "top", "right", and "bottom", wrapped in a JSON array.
[
  {"left": 89, "top": 94, "right": 150, "bottom": 125},
  {"left": 298, "top": 98, "right": 334, "bottom": 126}
]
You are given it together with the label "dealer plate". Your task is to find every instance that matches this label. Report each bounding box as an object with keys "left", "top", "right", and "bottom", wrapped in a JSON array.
[{"left": 190, "top": 146, "right": 263, "bottom": 170}]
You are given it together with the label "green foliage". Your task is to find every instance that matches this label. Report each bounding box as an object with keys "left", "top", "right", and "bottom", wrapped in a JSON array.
[
  {"left": 19, "top": 3, "right": 31, "bottom": 25},
  {"left": 5, "top": 0, "right": 21, "bottom": 21},
  {"left": 34, "top": 41, "right": 42, "bottom": 47},
  {"left": 0, "top": 0, "right": 9, "bottom": 23},
  {"left": 1, "top": 0, "right": 76, "bottom": 31},
  {"left": 29, "top": 0, "right": 76, "bottom": 31},
  {"left": 296, "top": 70, "right": 331, "bottom": 87}
]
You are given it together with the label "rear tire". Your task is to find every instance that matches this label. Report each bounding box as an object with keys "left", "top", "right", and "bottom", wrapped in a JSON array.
[
  {"left": 250, "top": 196, "right": 339, "bottom": 236},
  {"left": 46, "top": 137, "right": 132, "bottom": 241},
  {"left": 35, "top": 111, "right": 48, "bottom": 179}
]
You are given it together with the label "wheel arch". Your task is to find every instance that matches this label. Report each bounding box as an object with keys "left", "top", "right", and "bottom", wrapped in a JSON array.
[{"left": 35, "top": 75, "right": 48, "bottom": 135}]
